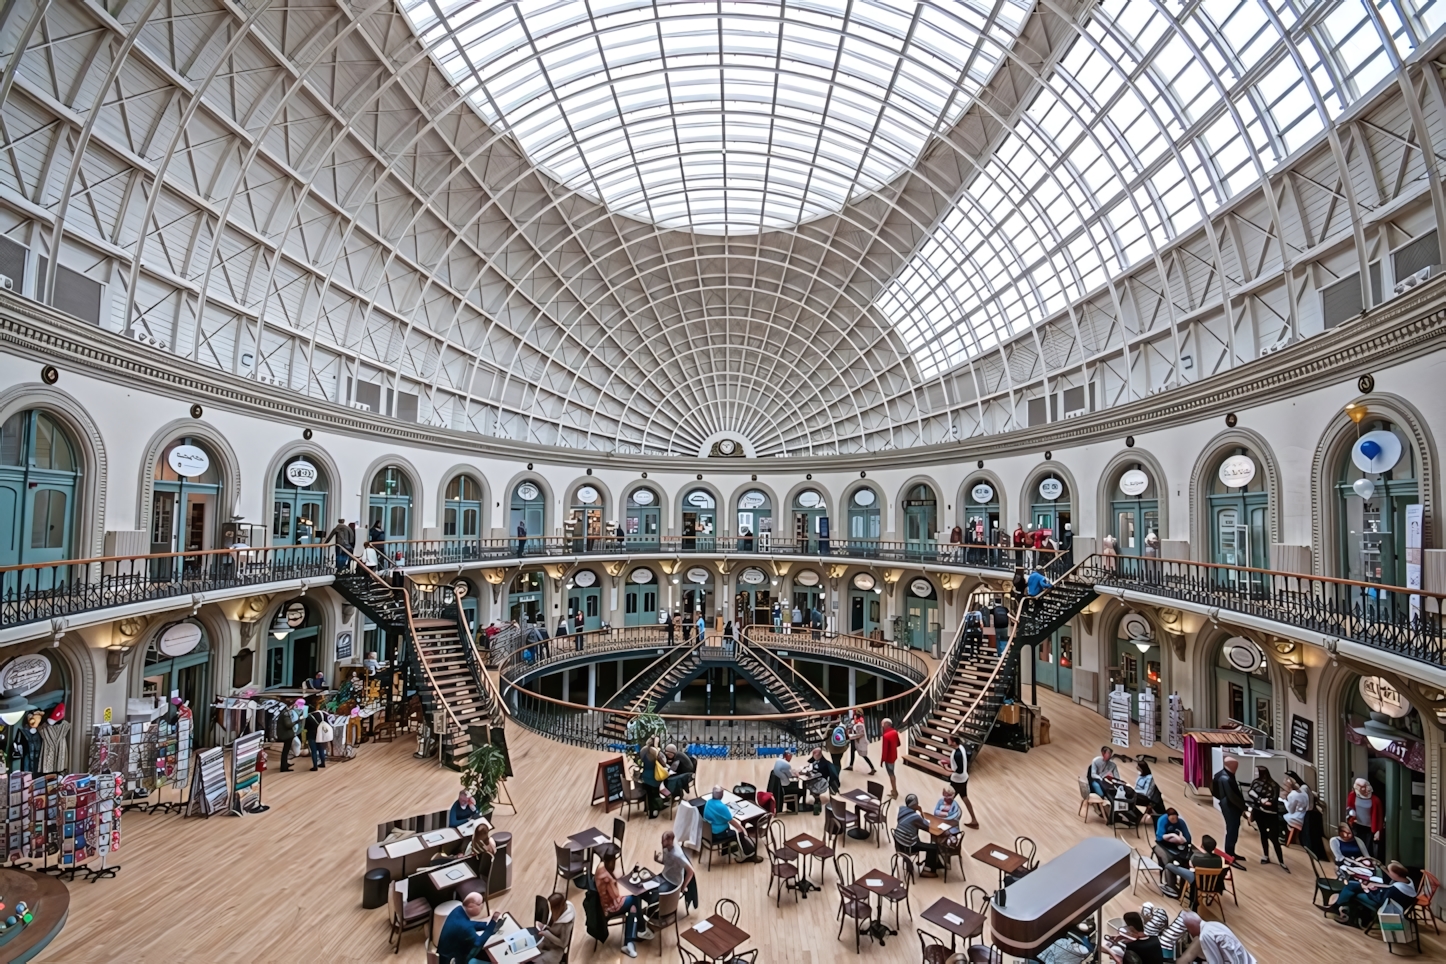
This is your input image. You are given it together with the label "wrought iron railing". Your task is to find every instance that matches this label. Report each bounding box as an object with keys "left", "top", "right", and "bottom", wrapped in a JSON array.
[
  {"left": 746, "top": 627, "right": 929, "bottom": 683},
  {"left": 0, "top": 544, "right": 335, "bottom": 628}
]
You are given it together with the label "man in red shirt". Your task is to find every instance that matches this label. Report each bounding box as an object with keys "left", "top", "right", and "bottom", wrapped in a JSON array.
[{"left": 879, "top": 717, "right": 901, "bottom": 799}]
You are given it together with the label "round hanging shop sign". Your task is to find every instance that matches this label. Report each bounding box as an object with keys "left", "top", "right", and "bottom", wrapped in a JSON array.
[
  {"left": 796, "top": 490, "right": 822, "bottom": 508},
  {"left": 1359, "top": 675, "right": 1410, "bottom": 718},
  {"left": 1352, "top": 430, "right": 1403, "bottom": 474},
  {"left": 909, "top": 578, "right": 934, "bottom": 598},
  {"left": 686, "top": 567, "right": 711, "bottom": 584},
  {"left": 573, "top": 570, "right": 597, "bottom": 588},
  {"left": 284, "top": 601, "right": 307, "bottom": 628},
  {"left": 740, "top": 568, "right": 767, "bottom": 586},
  {"left": 158, "top": 621, "right": 203, "bottom": 657},
  {"left": 628, "top": 568, "right": 653, "bottom": 585},
  {"left": 970, "top": 483, "right": 994, "bottom": 504},
  {"left": 630, "top": 488, "right": 654, "bottom": 506},
  {"left": 687, "top": 490, "right": 714, "bottom": 508},
  {"left": 1217, "top": 455, "right": 1256, "bottom": 489},
  {"left": 794, "top": 570, "right": 820, "bottom": 587},
  {"left": 1038, "top": 478, "right": 1064, "bottom": 501},
  {"left": 285, "top": 459, "right": 318, "bottom": 487},
  {"left": 1119, "top": 612, "right": 1153, "bottom": 641},
  {"left": 0, "top": 654, "right": 50, "bottom": 696},
  {"left": 739, "top": 490, "right": 767, "bottom": 510},
  {"left": 575, "top": 485, "right": 599, "bottom": 505},
  {"left": 852, "top": 488, "right": 876, "bottom": 507},
  {"left": 1118, "top": 469, "right": 1150, "bottom": 497},
  {"left": 852, "top": 573, "right": 876, "bottom": 591},
  {"left": 167, "top": 444, "right": 210, "bottom": 478},
  {"left": 516, "top": 482, "right": 540, "bottom": 502},
  {"left": 1223, "top": 637, "right": 1263, "bottom": 672}
]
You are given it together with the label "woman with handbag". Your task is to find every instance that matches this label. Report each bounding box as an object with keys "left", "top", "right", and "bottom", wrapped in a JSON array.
[
  {"left": 303, "top": 698, "right": 333, "bottom": 771},
  {"left": 638, "top": 736, "right": 664, "bottom": 818}
]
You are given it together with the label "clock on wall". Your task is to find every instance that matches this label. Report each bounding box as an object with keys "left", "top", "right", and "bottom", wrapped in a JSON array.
[
  {"left": 719, "top": 439, "right": 736, "bottom": 454},
  {"left": 708, "top": 438, "right": 745, "bottom": 457}
]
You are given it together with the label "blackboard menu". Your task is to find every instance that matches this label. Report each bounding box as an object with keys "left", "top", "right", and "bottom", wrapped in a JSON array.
[
  {"left": 1290, "top": 714, "right": 1313, "bottom": 760},
  {"left": 592, "top": 756, "right": 626, "bottom": 811}
]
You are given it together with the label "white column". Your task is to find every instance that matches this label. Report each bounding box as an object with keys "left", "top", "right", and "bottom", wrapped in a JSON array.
[
  {"left": 561, "top": 669, "right": 570, "bottom": 702},
  {"left": 587, "top": 664, "right": 597, "bottom": 707},
  {"left": 848, "top": 667, "right": 857, "bottom": 706}
]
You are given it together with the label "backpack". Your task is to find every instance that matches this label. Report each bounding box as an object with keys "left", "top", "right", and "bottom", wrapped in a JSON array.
[
  {"left": 829, "top": 725, "right": 849, "bottom": 750},
  {"left": 314, "top": 714, "right": 334, "bottom": 744}
]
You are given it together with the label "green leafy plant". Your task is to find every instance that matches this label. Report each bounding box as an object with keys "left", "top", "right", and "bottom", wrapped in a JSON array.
[
  {"left": 624, "top": 707, "right": 669, "bottom": 770},
  {"left": 461, "top": 743, "right": 508, "bottom": 811}
]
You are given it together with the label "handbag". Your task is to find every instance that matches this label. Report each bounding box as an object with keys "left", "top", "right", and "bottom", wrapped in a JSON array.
[
  {"left": 653, "top": 759, "right": 669, "bottom": 783},
  {"left": 315, "top": 716, "right": 335, "bottom": 743},
  {"left": 290, "top": 736, "right": 302, "bottom": 756}
]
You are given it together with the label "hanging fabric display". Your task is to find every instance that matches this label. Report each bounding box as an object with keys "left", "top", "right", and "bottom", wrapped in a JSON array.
[
  {"left": 1138, "top": 688, "right": 1156, "bottom": 748},
  {"left": 1108, "top": 685, "right": 1132, "bottom": 748},
  {"left": 1166, "top": 693, "right": 1184, "bottom": 750}
]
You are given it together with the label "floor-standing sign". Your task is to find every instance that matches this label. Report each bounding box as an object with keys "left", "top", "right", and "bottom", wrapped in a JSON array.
[
  {"left": 1108, "top": 685, "right": 1131, "bottom": 748},
  {"left": 1166, "top": 693, "right": 1184, "bottom": 751},
  {"left": 1406, "top": 504, "right": 1423, "bottom": 624},
  {"left": 1138, "top": 688, "right": 1156, "bottom": 748}
]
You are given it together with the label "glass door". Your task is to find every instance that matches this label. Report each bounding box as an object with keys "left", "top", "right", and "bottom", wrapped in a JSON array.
[
  {"left": 568, "top": 586, "right": 603, "bottom": 631},
  {"left": 624, "top": 577, "right": 658, "bottom": 626},
  {"left": 848, "top": 590, "right": 880, "bottom": 635}
]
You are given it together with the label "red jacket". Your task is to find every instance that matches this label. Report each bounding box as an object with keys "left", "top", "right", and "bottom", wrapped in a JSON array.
[
  {"left": 1346, "top": 790, "right": 1384, "bottom": 834},
  {"left": 880, "top": 727, "right": 900, "bottom": 764}
]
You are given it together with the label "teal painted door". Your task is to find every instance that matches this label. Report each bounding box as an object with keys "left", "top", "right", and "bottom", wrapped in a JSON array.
[
  {"left": 904, "top": 597, "right": 938, "bottom": 651},
  {"left": 848, "top": 590, "right": 880, "bottom": 635},
  {"left": 1111, "top": 500, "right": 1158, "bottom": 555},
  {"left": 568, "top": 586, "right": 603, "bottom": 630},
  {"left": 624, "top": 583, "right": 657, "bottom": 626}
]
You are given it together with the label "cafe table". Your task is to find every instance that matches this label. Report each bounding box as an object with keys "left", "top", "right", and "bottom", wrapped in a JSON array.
[
  {"left": 682, "top": 914, "right": 750, "bottom": 961},
  {"left": 922, "top": 813, "right": 959, "bottom": 839},
  {"left": 617, "top": 867, "right": 664, "bottom": 898},
  {"left": 921, "top": 896, "right": 985, "bottom": 950},
  {"left": 566, "top": 827, "right": 614, "bottom": 853},
  {"left": 838, "top": 788, "right": 882, "bottom": 840},
  {"left": 853, "top": 871, "right": 905, "bottom": 944},
  {"left": 972, "top": 842, "right": 1027, "bottom": 888},
  {"left": 427, "top": 859, "right": 478, "bottom": 896},
  {"left": 381, "top": 834, "right": 428, "bottom": 876},
  {"left": 784, "top": 832, "right": 834, "bottom": 897},
  {"left": 482, "top": 912, "right": 540, "bottom": 964}
]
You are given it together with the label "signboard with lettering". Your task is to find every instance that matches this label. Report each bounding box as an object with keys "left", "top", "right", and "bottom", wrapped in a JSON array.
[
  {"left": 1359, "top": 676, "right": 1410, "bottom": 718},
  {"left": 167, "top": 444, "right": 210, "bottom": 478},
  {"left": 158, "top": 621, "right": 203, "bottom": 657},
  {"left": 1290, "top": 714, "right": 1313, "bottom": 759},
  {"left": 592, "top": 756, "right": 627, "bottom": 810},
  {"left": 0, "top": 654, "right": 50, "bottom": 696},
  {"left": 285, "top": 459, "right": 318, "bottom": 487},
  {"left": 335, "top": 631, "right": 353, "bottom": 662}
]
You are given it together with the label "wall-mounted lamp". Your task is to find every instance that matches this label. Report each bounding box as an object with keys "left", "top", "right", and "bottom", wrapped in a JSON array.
[{"left": 270, "top": 612, "right": 290, "bottom": 639}]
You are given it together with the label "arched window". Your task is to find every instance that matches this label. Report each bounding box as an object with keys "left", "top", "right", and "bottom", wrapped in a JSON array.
[
  {"left": 623, "top": 568, "right": 658, "bottom": 626},
  {"left": 569, "top": 483, "right": 605, "bottom": 552},
  {"left": 444, "top": 475, "right": 483, "bottom": 540},
  {"left": 736, "top": 489, "right": 771, "bottom": 550},
  {"left": 902, "top": 576, "right": 939, "bottom": 651},
  {"left": 510, "top": 481, "right": 545, "bottom": 553},
  {"left": 0, "top": 410, "right": 80, "bottom": 566},
  {"left": 790, "top": 489, "right": 826, "bottom": 552},
  {"left": 368, "top": 467, "right": 413, "bottom": 542},
  {"left": 963, "top": 478, "right": 999, "bottom": 546},
  {"left": 509, "top": 569, "right": 545, "bottom": 624},
  {"left": 846, "top": 487, "right": 880, "bottom": 547},
  {"left": 273, "top": 456, "right": 329, "bottom": 545},
  {"left": 681, "top": 489, "right": 716, "bottom": 551},
  {"left": 1029, "top": 474, "right": 1070, "bottom": 541},
  {"left": 1213, "top": 636, "right": 1271, "bottom": 735},
  {"left": 152, "top": 437, "right": 223, "bottom": 557},
  {"left": 1208, "top": 448, "right": 1267, "bottom": 570},
  {"left": 1336, "top": 420, "right": 1418, "bottom": 587},
  {"left": 903, "top": 484, "right": 937, "bottom": 549}
]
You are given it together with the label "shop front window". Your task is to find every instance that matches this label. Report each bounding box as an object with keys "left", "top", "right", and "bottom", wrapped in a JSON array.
[{"left": 273, "top": 456, "right": 328, "bottom": 546}]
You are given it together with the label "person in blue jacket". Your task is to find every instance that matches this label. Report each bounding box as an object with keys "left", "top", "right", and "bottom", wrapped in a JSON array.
[
  {"left": 436, "top": 892, "right": 502, "bottom": 964},
  {"left": 448, "top": 790, "right": 480, "bottom": 827}
]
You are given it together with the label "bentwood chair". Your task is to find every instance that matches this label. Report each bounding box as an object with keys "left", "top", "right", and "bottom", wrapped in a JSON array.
[
  {"left": 766, "top": 826, "right": 800, "bottom": 905},
  {"left": 918, "top": 928, "right": 952, "bottom": 964},
  {"left": 882, "top": 852, "right": 914, "bottom": 929},
  {"left": 715, "top": 897, "right": 741, "bottom": 925},
  {"left": 836, "top": 880, "right": 871, "bottom": 953}
]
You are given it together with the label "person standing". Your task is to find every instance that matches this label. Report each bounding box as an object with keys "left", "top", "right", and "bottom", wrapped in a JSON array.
[
  {"left": 681, "top": 610, "right": 692, "bottom": 643},
  {"left": 772, "top": 601, "right": 782, "bottom": 632},
  {"left": 722, "top": 620, "right": 735, "bottom": 654},
  {"left": 879, "top": 717, "right": 900, "bottom": 798},
  {"left": 1345, "top": 777, "right": 1384, "bottom": 861},
  {"left": 695, "top": 612, "right": 706, "bottom": 644},
  {"left": 1058, "top": 522, "right": 1074, "bottom": 566},
  {"left": 947, "top": 733, "right": 979, "bottom": 828},
  {"left": 992, "top": 598, "right": 1011, "bottom": 655},
  {"left": 846, "top": 709, "right": 875, "bottom": 774},
  {"left": 326, "top": 518, "right": 354, "bottom": 570},
  {"left": 516, "top": 518, "right": 527, "bottom": 556},
  {"left": 826, "top": 717, "right": 849, "bottom": 789},
  {"left": 303, "top": 697, "right": 329, "bottom": 770},
  {"left": 664, "top": 611, "right": 676, "bottom": 644},
  {"left": 1211, "top": 756, "right": 1247, "bottom": 863},
  {"left": 789, "top": 602, "right": 801, "bottom": 635},
  {"left": 276, "top": 698, "right": 300, "bottom": 772},
  {"left": 1248, "top": 766, "right": 1288, "bottom": 870},
  {"left": 574, "top": 610, "right": 585, "bottom": 651}
]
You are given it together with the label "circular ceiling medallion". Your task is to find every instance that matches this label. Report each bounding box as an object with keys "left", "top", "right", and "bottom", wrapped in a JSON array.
[{"left": 718, "top": 439, "right": 737, "bottom": 455}]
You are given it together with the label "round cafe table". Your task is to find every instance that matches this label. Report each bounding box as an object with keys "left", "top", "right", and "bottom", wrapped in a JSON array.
[{"left": 0, "top": 868, "right": 69, "bottom": 962}]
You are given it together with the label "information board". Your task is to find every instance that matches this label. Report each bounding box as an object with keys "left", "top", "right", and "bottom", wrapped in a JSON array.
[
  {"left": 1108, "top": 685, "right": 1131, "bottom": 748},
  {"left": 1290, "top": 714, "right": 1313, "bottom": 760},
  {"left": 592, "top": 756, "right": 626, "bottom": 810}
]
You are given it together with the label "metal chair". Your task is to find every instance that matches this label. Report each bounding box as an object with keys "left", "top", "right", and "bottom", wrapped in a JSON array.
[
  {"left": 763, "top": 814, "right": 797, "bottom": 863},
  {"left": 882, "top": 852, "right": 913, "bottom": 929},
  {"left": 553, "top": 842, "right": 587, "bottom": 895},
  {"left": 1131, "top": 846, "right": 1163, "bottom": 895},
  {"left": 1409, "top": 870, "right": 1440, "bottom": 935},
  {"left": 700, "top": 823, "right": 729, "bottom": 869},
  {"left": 963, "top": 884, "right": 990, "bottom": 918},
  {"left": 836, "top": 880, "right": 871, "bottom": 953},
  {"left": 621, "top": 777, "right": 649, "bottom": 819},
  {"left": 860, "top": 792, "right": 888, "bottom": 846},
  {"left": 866, "top": 780, "right": 886, "bottom": 801},
  {"left": 938, "top": 829, "right": 966, "bottom": 883},
  {"left": 918, "top": 927, "right": 952, "bottom": 964},
  {"left": 827, "top": 797, "right": 859, "bottom": 847},
  {"left": 715, "top": 897, "right": 740, "bottom": 925},
  {"left": 766, "top": 824, "right": 800, "bottom": 905},
  {"left": 596, "top": 817, "right": 624, "bottom": 862},
  {"left": 1308, "top": 851, "right": 1345, "bottom": 915},
  {"left": 1013, "top": 836, "right": 1038, "bottom": 871}
]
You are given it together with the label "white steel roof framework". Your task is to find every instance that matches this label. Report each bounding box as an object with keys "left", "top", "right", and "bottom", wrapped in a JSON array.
[{"left": 0, "top": 0, "right": 1443, "bottom": 456}]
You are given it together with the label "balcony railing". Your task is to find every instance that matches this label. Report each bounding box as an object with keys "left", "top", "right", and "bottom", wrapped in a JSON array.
[{"left": 0, "top": 544, "right": 335, "bottom": 629}]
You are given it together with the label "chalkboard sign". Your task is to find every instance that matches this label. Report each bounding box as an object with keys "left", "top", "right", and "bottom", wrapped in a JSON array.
[
  {"left": 592, "top": 756, "right": 626, "bottom": 811},
  {"left": 1290, "top": 714, "right": 1313, "bottom": 760}
]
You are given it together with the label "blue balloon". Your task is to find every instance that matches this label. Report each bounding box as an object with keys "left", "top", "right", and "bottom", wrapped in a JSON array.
[{"left": 1360, "top": 438, "right": 1382, "bottom": 461}]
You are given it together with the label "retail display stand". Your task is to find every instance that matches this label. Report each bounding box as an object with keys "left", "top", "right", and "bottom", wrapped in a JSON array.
[
  {"left": 228, "top": 732, "right": 266, "bottom": 816},
  {"left": 186, "top": 747, "right": 229, "bottom": 817}
]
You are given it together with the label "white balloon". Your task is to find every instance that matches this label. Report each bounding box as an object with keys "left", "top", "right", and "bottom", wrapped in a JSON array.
[{"left": 1352, "top": 477, "right": 1376, "bottom": 501}]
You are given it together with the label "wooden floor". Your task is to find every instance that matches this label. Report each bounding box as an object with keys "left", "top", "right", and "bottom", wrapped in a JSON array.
[{"left": 37, "top": 691, "right": 1445, "bottom": 962}]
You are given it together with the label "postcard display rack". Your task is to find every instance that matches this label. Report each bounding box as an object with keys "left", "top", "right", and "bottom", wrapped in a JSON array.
[
  {"left": 228, "top": 731, "right": 266, "bottom": 816},
  {"left": 89, "top": 717, "right": 192, "bottom": 814},
  {"left": 1, "top": 770, "right": 124, "bottom": 881}
]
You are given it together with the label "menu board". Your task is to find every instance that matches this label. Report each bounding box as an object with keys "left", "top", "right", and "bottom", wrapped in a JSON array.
[
  {"left": 1138, "top": 688, "right": 1156, "bottom": 749},
  {"left": 1290, "top": 714, "right": 1313, "bottom": 760},
  {"left": 188, "top": 747, "right": 229, "bottom": 816},
  {"left": 592, "top": 756, "right": 626, "bottom": 810}
]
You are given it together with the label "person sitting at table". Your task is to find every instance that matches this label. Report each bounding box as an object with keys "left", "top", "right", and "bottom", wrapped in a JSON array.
[
  {"left": 596, "top": 851, "right": 653, "bottom": 958},
  {"left": 1329, "top": 859, "right": 1417, "bottom": 928},
  {"left": 1160, "top": 834, "right": 1223, "bottom": 909},
  {"left": 1153, "top": 808, "right": 1193, "bottom": 873},
  {"left": 802, "top": 748, "right": 834, "bottom": 813},
  {"left": 892, "top": 794, "right": 943, "bottom": 877},
  {"left": 769, "top": 750, "right": 803, "bottom": 812},
  {"left": 448, "top": 790, "right": 480, "bottom": 828},
  {"left": 535, "top": 891, "right": 575, "bottom": 964},
  {"left": 703, "top": 785, "right": 757, "bottom": 862},
  {"left": 466, "top": 822, "right": 496, "bottom": 859},
  {"left": 933, "top": 786, "right": 962, "bottom": 822},
  {"left": 1105, "top": 911, "right": 1164, "bottom": 964},
  {"left": 436, "top": 892, "right": 502, "bottom": 964},
  {"left": 1089, "top": 745, "right": 1124, "bottom": 799},
  {"left": 1329, "top": 822, "right": 1375, "bottom": 873},
  {"left": 656, "top": 830, "right": 697, "bottom": 909},
  {"left": 1135, "top": 761, "right": 1166, "bottom": 817},
  {"left": 663, "top": 744, "right": 695, "bottom": 797}
]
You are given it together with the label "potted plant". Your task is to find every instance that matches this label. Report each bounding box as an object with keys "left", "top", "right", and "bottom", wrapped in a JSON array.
[
  {"left": 624, "top": 707, "right": 669, "bottom": 774},
  {"left": 461, "top": 743, "right": 507, "bottom": 818}
]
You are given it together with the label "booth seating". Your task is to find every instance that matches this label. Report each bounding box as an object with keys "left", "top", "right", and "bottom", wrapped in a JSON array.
[
  {"left": 368, "top": 844, "right": 405, "bottom": 880},
  {"left": 378, "top": 809, "right": 452, "bottom": 842}
]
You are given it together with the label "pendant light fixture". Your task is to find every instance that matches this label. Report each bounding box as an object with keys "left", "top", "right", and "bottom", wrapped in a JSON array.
[
  {"left": 0, "top": 688, "right": 33, "bottom": 726},
  {"left": 1359, "top": 711, "right": 1414, "bottom": 752}
]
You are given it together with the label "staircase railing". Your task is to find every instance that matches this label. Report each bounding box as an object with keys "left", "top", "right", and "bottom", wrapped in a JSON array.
[
  {"left": 900, "top": 589, "right": 1004, "bottom": 730},
  {"left": 733, "top": 635, "right": 832, "bottom": 711},
  {"left": 605, "top": 640, "right": 705, "bottom": 711},
  {"left": 745, "top": 627, "right": 929, "bottom": 683},
  {"left": 484, "top": 623, "right": 525, "bottom": 667},
  {"left": 432, "top": 580, "right": 507, "bottom": 726}
]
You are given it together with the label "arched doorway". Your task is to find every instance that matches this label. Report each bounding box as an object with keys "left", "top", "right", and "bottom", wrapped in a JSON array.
[
  {"left": 510, "top": 480, "right": 545, "bottom": 553},
  {"left": 0, "top": 650, "right": 72, "bottom": 773},
  {"left": 903, "top": 484, "right": 937, "bottom": 555},
  {"left": 568, "top": 483, "right": 605, "bottom": 552},
  {"left": 1030, "top": 474, "right": 1070, "bottom": 544},
  {"left": 846, "top": 571, "right": 880, "bottom": 636},
  {"left": 144, "top": 619, "right": 212, "bottom": 719},
  {"left": 791, "top": 488, "right": 827, "bottom": 553},
  {"left": 1034, "top": 626, "right": 1073, "bottom": 697},
  {"left": 681, "top": 566, "right": 714, "bottom": 634},
  {"left": 681, "top": 489, "right": 716, "bottom": 551},
  {"left": 625, "top": 488, "right": 661, "bottom": 550},
  {"left": 1211, "top": 636, "right": 1272, "bottom": 735},
  {"left": 368, "top": 467, "right": 412, "bottom": 546},
  {"left": 846, "top": 486, "right": 880, "bottom": 554},
  {"left": 444, "top": 475, "right": 483, "bottom": 544},
  {"left": 962, "top": 478, "right": 998, "bottom": 564},
  {"left": 151, "top": 437, "right": 225, "bottom": 579},
  {"left": 734, "top": 567, "right": 771, "bottom": 626},
  {"left": 264, "top": 598, "right": 322, "bottom": 689},
  {"left": 624, "top": 568, "right": 659, "bottom": 627},
  {"left": 1208, "top": 449, "right": 1267, "bottom": 574},
  {"left": 272, "top": 455, "right": 328, "bottom": 545},
  {"left": 0, "top": 409, "right": 80, "bottom": 568},
  {"left": 903, "top": 576, "right": 939, "bottom": 652},
  {"left": 508, "top": 569, "right": 545, "bottom": 626},
  {"left": 1341, "top": 674, "right": 1426, "bottom": 866},
  {"left": 567, "top": 569, "right": 603, "bottom": 630},
  {"left": 1109, "top": 464, "right": 1159, "bottom": 556},
  {"left": 735, "top": 489, "right": 771, "bottom": 551},
  {"left": 793, "top": 571, "right": 824, "bottom": 630},
  {"left": 1336, "top": 419, "right": 1418, "bottom": 587},
  {"left": 1110, "top": 612, "right": 1161, "bottom": 727}
]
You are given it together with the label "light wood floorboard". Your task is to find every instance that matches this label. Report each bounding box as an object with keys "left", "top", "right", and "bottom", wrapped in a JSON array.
[{"left": 35, "top": 691, "right": 1445, "bottom": 962}]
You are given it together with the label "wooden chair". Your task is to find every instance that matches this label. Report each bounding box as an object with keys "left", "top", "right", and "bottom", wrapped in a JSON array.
[
  {"left": 1078, "top": 776, "right": 1108, "bottom": 822},
  {"left": 373, "top": 716, "right": 398, "bottom": 743},
  {"left": 621, "top": 777, "right": 649, "bottom": 819},
  {"left": 1131, "top": 846, "right": 1163, "bottom": 895},
  {"left": 860, "top": 789, "right": 888, "bottom": 846},
  {"left": 595, "top": 817, "right": 624, "bottom": 862},
  {"left": 645, "top": 887, "right": 682, "bottom": 957},
  {"left": 938, "top": 829, "right": 966, "bottom": 883},
  {"left": 833, "top": 852, "right": 867, "bottom": 904},
  {"left": 918, "top": 927, "right": 952, "bottom": 964},
  {"left": 827, "top": 797, "right": 859, "bottom": 846},
  {"left": 1409, "top": 870, "right": 1440, "bottom": 935},
  {"left": 963, "top": 884, "right": 990, "bottom": 918},
  {"left": 763, "top": 815, "right": 797, "bottom": 863},
  {"left": 1308, "top": 851, "right": 1345, "bottom": 916},
  {"left": 553, "top": 842, "right": 588, "bottom": 895},
  {"left": 882, "top": 852, "right": 913, "bottom": 929},
  {"left": 766, "top": 824, "right": 800, "bottom": 906},
  {"left": 387, "top": 880, "right": 432, "bottom": 953},
  {"left": 715, "top": 897, "right": 740, "bottom": 925},
  {"left": 836, "top": 880, "right": 871, "bottom": 953},
  {"left": 1191, "top": 867, "right": 1228, "bottom": 921},
  {"left": 700, "top": 823, "right": 731, "bottom": 870}
]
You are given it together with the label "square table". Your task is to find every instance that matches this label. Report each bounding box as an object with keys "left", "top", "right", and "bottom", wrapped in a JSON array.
[
  {"left": 920, "top": 896, "right": 985, "bottom": 950},
  {"left": 682, "top": 914, "right": 750, "bottom": 961},
  {"left": 427, "top": 859, "right": 478, "bottom": 894},
  {"left": 853, "top": 871, "right": 904, "bottom": 944},
  {"left": 381, "top": 834, "right": 427, "bottom": 875},
  {"left": 483, "top": 913, "right": 540, "bottom": 964},
  {"left": 566, "top": 828, "right": 614, "bottom": 852},
  {"left": 422, "top": 827, "right": 461, "bottom": 848},
  {"left": 922, "top": 814, "right": 959, "bottom": 839},
  {"left": 972, "top": 843, "right": 1027, "bottom": 888},
  {"left": 838, "top": 788, "right": 882, "bottom": 840},
  {"left": 618, "top": 869, "right": 663, "bottom": 898},
  {"left": 784, "top": 832, "right": 834, "bottom": 896}
]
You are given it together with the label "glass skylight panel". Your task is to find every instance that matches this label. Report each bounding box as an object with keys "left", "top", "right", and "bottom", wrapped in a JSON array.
[{"left": 399, "top": 0, "right": 1031, "bottom": 232}]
